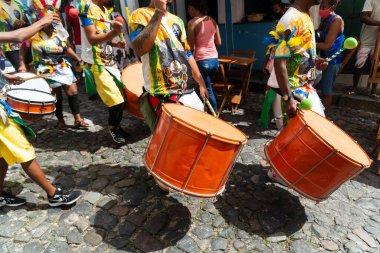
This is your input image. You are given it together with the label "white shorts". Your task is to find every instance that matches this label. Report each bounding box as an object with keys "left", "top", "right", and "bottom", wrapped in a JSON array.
[{"left": 355, "top": 46, "right": 374, "bottom": 69}]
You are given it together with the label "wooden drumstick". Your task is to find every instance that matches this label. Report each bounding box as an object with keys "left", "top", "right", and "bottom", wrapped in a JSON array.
[
  {"left": 21, "top": 73, "right": 53, "bottom": 81},
  {"left": 204, "top": 98, "right": 217, "bottom": 117}
]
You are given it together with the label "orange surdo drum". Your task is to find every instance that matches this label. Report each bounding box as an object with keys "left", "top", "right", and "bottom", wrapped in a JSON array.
[
  {"left": 121, "top": 62, "right": 144, "bottom": 120},
  {"left": 144, "top": 103, "right": 247, "bottom": 198},
  {"left": 265, "top": 110, "right": 372, "bottom": 202}
]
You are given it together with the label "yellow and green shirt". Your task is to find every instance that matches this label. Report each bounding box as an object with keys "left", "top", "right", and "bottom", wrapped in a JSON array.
[
  {"left": 130, "top": 8, "right": 194, "bottom": 96},
  {"left": 77, "top": 1, "right": 114, "bottom": 66},
  {"left": 274, "top": 7, "right": 317, "bottom": 90}
]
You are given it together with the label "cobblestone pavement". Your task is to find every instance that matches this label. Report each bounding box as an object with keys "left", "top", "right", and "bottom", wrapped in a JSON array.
[{"left": 0, "top": 89, "right": 379, "bottom": 253}]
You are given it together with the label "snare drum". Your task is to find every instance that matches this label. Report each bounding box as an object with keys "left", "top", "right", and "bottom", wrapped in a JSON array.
[
  {"left": 6, "top": 73, "right": 56, "bottom": 121},
  {"left": 121, "top": 62, "right": 144, "bottom": 120},
  {"left": 265, "top": 110, "right": 372, "bottom": 202},
  {"left": 144, "top": 103, "right": 247, "bottom": 198}
]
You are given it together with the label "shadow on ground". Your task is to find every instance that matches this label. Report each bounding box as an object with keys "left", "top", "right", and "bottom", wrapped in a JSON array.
[{"left": 215, "top": 163, "right": 307, "bottom": 237}]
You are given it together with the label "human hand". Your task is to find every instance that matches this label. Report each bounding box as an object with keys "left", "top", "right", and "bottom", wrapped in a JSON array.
[
  {"left": 18, "top": 65, "right": 27, "bottom": 72},
  {"left": 152, "top": 0, "right": 167, "bottom": 12},
  {"left": 5, "top": 74, "right": 23, "bottom": 85},
  {"left": 285, "top": 98, "right": 298, "bottom": 118},
  {"left": 38, "top": 13, "right": 61, "bottom": 28},
  {"left": 111, "top": 20, "right": 123, "bottom": 35},
  {"left": 116, "top": 40, "right": 126, "bottom": 49},
  {"left": 315, "top": 58, "right": 328, "bottom": 71},
  {"left": 199, "top": 85, "right": 209, "bottom": 100}
]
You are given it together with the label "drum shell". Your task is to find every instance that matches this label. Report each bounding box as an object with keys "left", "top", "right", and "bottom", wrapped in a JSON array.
[
  {"left": 121, "top": 62, "right": 144, "bottom": 120},
  {"left": 265, "top": 111, "right": 370, "bottom": 201},
  {"left": 6, "top": 90, "right": 56, "bottom": 121},
  {"left": 144, "top": 104, "right": 246, "bottom": 198}
]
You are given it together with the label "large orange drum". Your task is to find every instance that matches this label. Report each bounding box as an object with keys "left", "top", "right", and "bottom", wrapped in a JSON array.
[
  {"left": 121, "top": 62, "right": 144, "bottom": 120},
  {"left": 265, "top": 110, "right": 372, "bottom": 202},
  {"left": 144, "top": 103, "right": 247, "bottom": 198}
]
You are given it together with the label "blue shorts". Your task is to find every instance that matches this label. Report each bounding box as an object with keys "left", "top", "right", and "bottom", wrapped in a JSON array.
[{"left": 316, "top": 63, "right": 341, "bottom": 96}]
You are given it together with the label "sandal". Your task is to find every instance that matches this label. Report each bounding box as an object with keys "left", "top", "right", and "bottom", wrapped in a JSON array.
[
  {"left": 346, "top": 90, "right": 356, "bottom": 96},
  {"left": 370, "top": 94, "right": 380, "bottom": 100},
  {"left": 74, "top": 120, "right": 89, "bottom": 129}
]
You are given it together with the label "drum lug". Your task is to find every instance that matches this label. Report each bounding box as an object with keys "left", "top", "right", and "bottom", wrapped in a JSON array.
[{"left": 40, "top": 102, "right": 47, "bottom": 113}]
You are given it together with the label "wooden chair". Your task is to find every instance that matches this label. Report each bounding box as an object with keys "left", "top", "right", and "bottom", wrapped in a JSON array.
[
  {"left": 227, "top": 50, "right": 257, "bottom": 110},
  {"left": 338, "top": 38, "right": 360, "bottom": 75},
  {"left": 372, "top": 117, "right": 380, "bottom": 175},
  {"left": 212, "top": 64, "right": 233, "bottom": 117},
  {"left": 367, "top": 28, "right": 380, "bottom": 91}
]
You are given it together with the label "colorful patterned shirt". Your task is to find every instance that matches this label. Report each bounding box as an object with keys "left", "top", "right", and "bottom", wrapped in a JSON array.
[
  {"left": 130, "top": 8, "right": 194, "bottom": 96},
  {"left": 274, "top": 7, "right": 317, "bottom": 90},
  {"left": 77, "top": 1, "right": 114, "bottom": 66},
  {"left": 28, "top": 28, "right": 67, "bottom": 66},
  {"left": 0, "top": 0, "right": 26, "bottom": 52}
]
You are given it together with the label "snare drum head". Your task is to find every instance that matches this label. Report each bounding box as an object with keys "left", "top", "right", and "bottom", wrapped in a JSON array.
[
  {"left": 300, "top": 110, "right": 371, "bottom": 166},
  {"left": 7, "top": 89, "right": 55, "bottom": 103},
  {"left": 122, "top": 62, "right": 144, "bottom": 95},
  {"left": 162, "top": 103, "right": 247, "bottom": 143},
  {"left": 11, "top": 72, "right": 50, "bottom": 93}
]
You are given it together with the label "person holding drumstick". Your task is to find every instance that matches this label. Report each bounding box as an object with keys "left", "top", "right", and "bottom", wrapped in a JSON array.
[
  {"left": 19, "top": 5, "right": 89, "bottom": 130},
  {"left": 77, "top": 0, "right": 129, "bottom": 144},
  {"left": 129, "top": 0, "right": 209, "bottom": 131},
  {"left": 0, "top": 13, "right": 82, "bottom": 207},
  {"left": 273, "top": 0, "right": 328, "bottom": 119}
]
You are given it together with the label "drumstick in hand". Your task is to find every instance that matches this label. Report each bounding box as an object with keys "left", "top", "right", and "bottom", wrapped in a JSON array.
[
  {"left": 69, "top": 8, "right": 125, "bottom": 25},
  {"left": 21, "top": 73, "right": 53, "bottom": 81},
  {"left": 204, "top": 98, "right": 217, "bottom": 117}
]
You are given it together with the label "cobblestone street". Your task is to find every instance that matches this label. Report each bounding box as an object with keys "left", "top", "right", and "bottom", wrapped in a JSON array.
[{"left": 0, "top": 90, "right": 379, "bottom": 253}]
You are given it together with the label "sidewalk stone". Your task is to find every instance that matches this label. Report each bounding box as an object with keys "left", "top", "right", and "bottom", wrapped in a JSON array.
[
  {"left": 192, "top": 224, "right": 213, "bottom": 239},
  {"left": 44, "top": 242, "right": 69, "bottom": 253},
  {"left": 23, "top": 241, "right": 45, "bottom": 253},
  {"left": 176, "top": 235, "right": 200, "bottom": 253},
  {"left": 210, "top": 237, "right": 227, "bottom": 251}
]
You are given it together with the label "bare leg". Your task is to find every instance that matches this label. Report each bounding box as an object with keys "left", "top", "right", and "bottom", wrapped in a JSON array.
[
  {"left": 370, "top": 83, "right": 378, "bottom": 96},
  {"left": 0, "top": 158, "right": 8, "bottom": 193},
  {"left": 21, "top": 159, "right": 56, "bottom": 198},
  {"left": 351, "top": 67, "right": 363, "bottom": 92}
]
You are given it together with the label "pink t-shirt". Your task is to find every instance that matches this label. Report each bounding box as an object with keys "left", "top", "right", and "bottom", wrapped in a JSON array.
[{"left": 193, "top": 17, "right": 218, "bottom": 61}]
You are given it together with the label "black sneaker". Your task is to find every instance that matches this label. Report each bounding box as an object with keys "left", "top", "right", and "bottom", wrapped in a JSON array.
[
  {"left": 109, "top": 127, "right": 126, "bottom": 144},
  {"left": 48, "top": 188, "right": 81, "bottom": 207},
  {"left": 117, "top": 127, "right": 130, "bottom": 139},
  {"left": 0, "top": 191, "right": 26, "bottom": 207}
]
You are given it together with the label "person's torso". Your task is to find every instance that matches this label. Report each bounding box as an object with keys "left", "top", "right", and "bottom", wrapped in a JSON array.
[
  {"left": 30, "top": 30, "right": 68, "bottom": 65},
  {"left": 319, "top": 14, "right": 345, "bottom": 64},
  {"left": 360, "top": 0, "right": 380, "bottom": 47},
  {"left": 80, "top": 3, "right": 114, "bottom": 66},
  {"left": 132, "top": 8, "right": 193, "bottom": 96},
  {"left": 0, "top": 0, "right": 24, "bottom": 52},
  {"left": 193, "top": 17, "right": 218, "bottom": 61},
  {"left": 279, "top": 7, "right": 317, "bottom": 89}
]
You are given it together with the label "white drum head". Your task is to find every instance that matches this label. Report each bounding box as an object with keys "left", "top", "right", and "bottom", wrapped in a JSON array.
[
  {"left": 7, "top": 89, "right": 56, "bottom": 103},
  {"left": 9, "top": 72, "right": 51, "bottom": 93}
]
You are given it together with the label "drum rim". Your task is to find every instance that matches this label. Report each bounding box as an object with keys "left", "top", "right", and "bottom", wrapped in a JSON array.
[
  {"left": 144, "top": 160, "right": 225, "bottom": 198},
  {"left": 162, "top": 103, "right": 248, "bottom": 145},
  {"left": 7, "top": 88, "right": 57, "bottom": 104},
  {"left": 298, "top": 110, "right": 372, "bottom": 167},
  {"left": 12, "top": 109, "right": 56, "bottom": 116}
]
